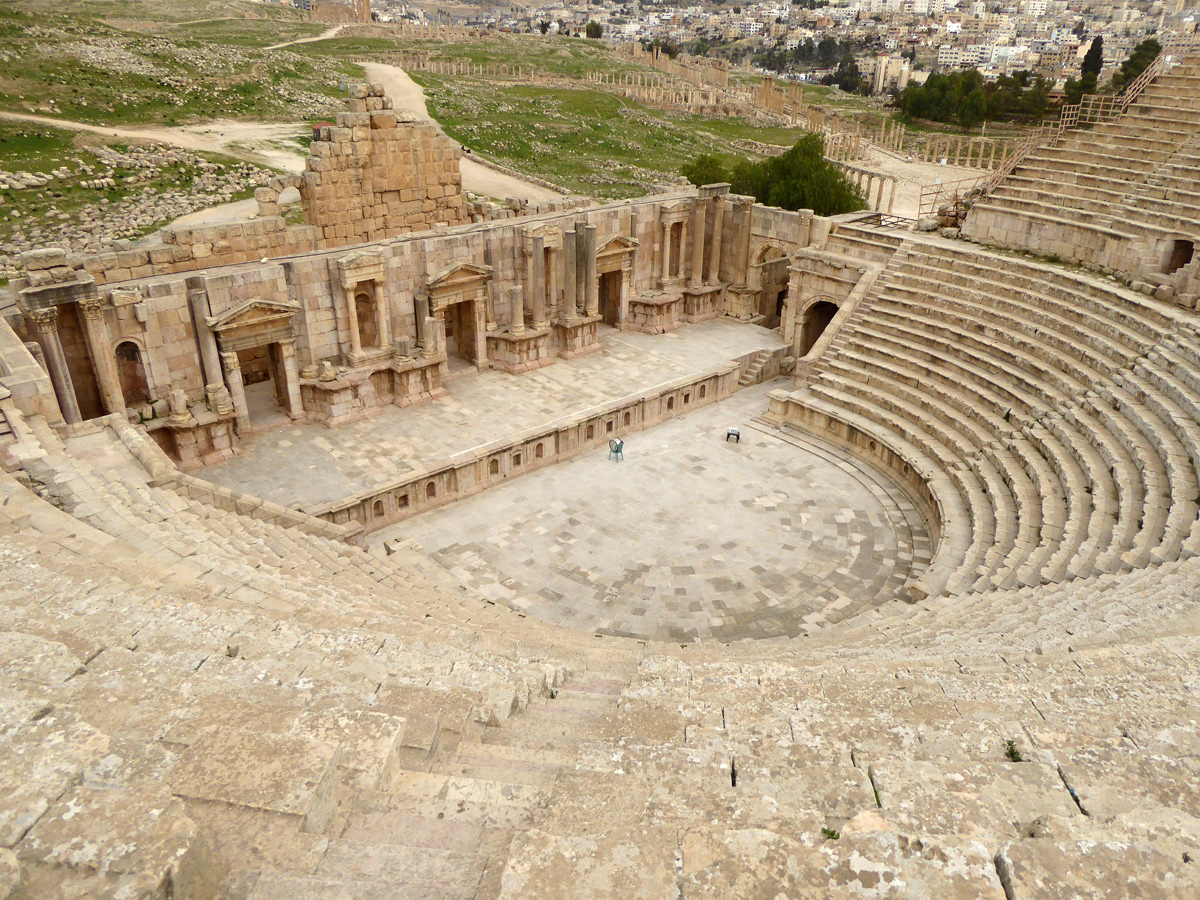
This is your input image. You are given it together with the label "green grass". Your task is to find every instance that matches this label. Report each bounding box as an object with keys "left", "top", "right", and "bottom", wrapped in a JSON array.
[
  {"left": 0, "top": 119, "right": 257, "bottom": 248},
  {"left": 0, "top": 5, "right": 355, "bottom": 125},
  {"left": 420, "top": 76, "right": 829, "bottom": 199}
]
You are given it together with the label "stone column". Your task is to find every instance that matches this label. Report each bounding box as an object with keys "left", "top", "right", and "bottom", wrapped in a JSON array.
[
  {"left": 737, "top": 199, "right": 754, "bottom": 286},
  {"left": 707, "top": 199, "right": 724, "bottom": 283},
  {"left": 887, "top": 178, "right": 897, "bottom": 214},
  {"left": 220, "top": 350, "right": 250, "bottom": 432},
  {"left": 874, "top": 176, "right": 886, "bottom": 212},
  {"left": 690, "top": 199, "right": 706, "bottom": 288},
  {"left": 345, "top": 285, "right": 362, "bottom": 356},
  {"left": 277, "top": 340, "right": 304, "bottom": 420},
  {"left": 546, "top": 248, "right": 559, "bottom": 320},
  {"left": 530, "top": 235, "right": 547, "bottom": 329},
  {"left": 77, "top": 297, "right": 125, "bottom": 417},
  {"left": 563, "top": 229, "right": 577, "bottom": 320},
  {"left": 29, "top": 306, "right": 81, "bottom": 425},
  {"left": 510, "top": 282, "right": 525, "bottom": 335},
  {"left": 375, "top": 289, "right": 391, "bottom": 349},
  {"left": 575, "top": 222, "right": 588, "bottom": 315},
  {"left": 414, "top": 296, "right": 429, "bottom": 350},
  {"left": 660, "top": 217, "right": 672, "bottom": 283},
  {"left": 584, "top": 225, "right": 599, "bottom": 317}
]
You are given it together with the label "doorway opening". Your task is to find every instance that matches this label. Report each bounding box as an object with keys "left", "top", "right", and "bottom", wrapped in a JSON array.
[{"left": 800, "top": 301, "right": 839, "bottom": 356}]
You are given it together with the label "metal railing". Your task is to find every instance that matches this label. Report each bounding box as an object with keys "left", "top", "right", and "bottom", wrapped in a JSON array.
[{"left": 916, "top": 45, "right": 1180, "bottom": 221}]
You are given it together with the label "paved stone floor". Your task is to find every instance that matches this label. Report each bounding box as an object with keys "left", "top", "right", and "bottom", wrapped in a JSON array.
[
  {"left": 199, "top": 319, "right": 786, "bottom": 508},
  {"left": 373, "top": 382, "right": 931, "bottom": 643}
]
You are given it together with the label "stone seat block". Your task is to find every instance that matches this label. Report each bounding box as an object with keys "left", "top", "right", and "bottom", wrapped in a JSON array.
[{"left": 170, "top": 727, "right": 342, "bottom": 833}]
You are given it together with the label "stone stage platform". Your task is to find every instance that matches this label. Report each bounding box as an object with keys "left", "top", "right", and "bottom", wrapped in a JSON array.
[{"left": 198, "top": 319, "right": 787, "bottom": 508}]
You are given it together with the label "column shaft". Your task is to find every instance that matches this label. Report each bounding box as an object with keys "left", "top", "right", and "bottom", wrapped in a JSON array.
[
  {"left": 78, "top": 298, "right": 124, "bottom": 416},
  {"left": 584, "top": 225, "right": 599, "bottom": 317},
  {"left": 563, "top": 230, "right": 577, "bottom": 320},
  {"left": 30, "top": 307, "right": 81, "bottom": 424},
  {"left": 278, "top": 339, "right": 304, "bottom": 420},
  {"left": 530, "top": 235, "right": 547, "bottom": 329},
  {"left": 707, "top": 199, "right": 724, "bottom": 283},
  {"left": 690, "top": 200, "right": 706, "bottom": 288},
  {"left": 221, "top": 351, "right": 250, "bottom": 432},
  {"left": 345, "top": 287, "right": 362, "bottom": 356}
]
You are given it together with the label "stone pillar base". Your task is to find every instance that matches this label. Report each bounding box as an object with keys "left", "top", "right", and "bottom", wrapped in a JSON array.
[
  {"left": 554, "top": 315, "right": 603, "bottom": 360},
  {"left": 683, "top": 285, "right": 722, "bottom": 324}
]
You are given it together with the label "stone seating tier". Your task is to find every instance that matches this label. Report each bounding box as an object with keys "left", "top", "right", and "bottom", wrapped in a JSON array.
[{"left": 786, "top": 237, "right": 1200, "bottom": 600}]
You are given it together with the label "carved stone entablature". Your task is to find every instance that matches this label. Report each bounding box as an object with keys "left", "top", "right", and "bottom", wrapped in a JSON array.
[
  {"left": 659, "top": 199, "right": 693, "bottom": 226},
  {"left": 207, "top": 298, "right": 300, "bottom": 353},
  {"left": 596, "top": 235, "right": 639, "bottom": 275},
  {"left": 337, "top": 250, "right": 386, "bottom": 290},
  {"left": 425, "top": 262, "right": 493, "bottom": 313},
  {"left": 522, "top": 222, "right": 564, "bottom": 254}
]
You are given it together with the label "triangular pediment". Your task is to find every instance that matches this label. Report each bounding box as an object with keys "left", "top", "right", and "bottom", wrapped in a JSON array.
[
  {"left": 598, "top": 235, "right": 639, "bottom": 256},
  {"left": 659, "top": 199, "right": 692, "bottom": 213},
  {"left": 427, "top": 262, "right": 493, "bottom": 292},
  {"left": 207, "top": 298, "right": 300, "bottom": 332}
]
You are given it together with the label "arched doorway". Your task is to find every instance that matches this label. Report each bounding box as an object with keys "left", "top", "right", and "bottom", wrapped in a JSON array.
[
  {"left": 355, "top": 292, "right": 378, "bottom": 348},
  {"left": 115, "top": 341, "right": 150, "bottom": 405},
  {"left": 800, "top": 300, "right": 839, "bottom": 356},
  {"left": 751, "top": 243, "right": 791, "bottom": 328}
]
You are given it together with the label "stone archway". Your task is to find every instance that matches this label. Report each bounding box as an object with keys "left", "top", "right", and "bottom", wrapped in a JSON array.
[
  {"left": 749, "top": 242, "right": 791, "bottom": 327},
  {"left": 798, "top": 297, "right": 840, "bottom": 356},
  {"left": 115, "top": 340, "right": 150, "bottom": 405}
]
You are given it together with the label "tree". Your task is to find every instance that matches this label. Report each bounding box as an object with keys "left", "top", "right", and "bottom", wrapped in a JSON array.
[
  {"left": 1082, "top": 36, "right": 1103, "bottom": 79},
  {"left": 833, "top": 53, "right": 862, "bottom": 92},
  {"left": 1112, "top": 38, "right": 1161, "bottom": 91},
  {"left": 538, "top": 20, "right": 550, "bottom": 35},
  {"left": 681, "top": 134, "right": 865, "bottom": 216},
  {"left": 585, "top": 21, "right": 603, "bottom": 39},
  {"left": 680, "top": 154, "right": 729, "bottom": 187}
]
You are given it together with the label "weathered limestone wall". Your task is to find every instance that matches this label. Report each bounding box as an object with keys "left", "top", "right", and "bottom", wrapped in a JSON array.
[{"left": 301, "top": 83, "right": 466, "bottom": 243}]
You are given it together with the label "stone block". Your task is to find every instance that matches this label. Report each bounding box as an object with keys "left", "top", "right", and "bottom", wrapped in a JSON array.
[{"left": 170, "top": 727, "right": 341, "bottom": 833}]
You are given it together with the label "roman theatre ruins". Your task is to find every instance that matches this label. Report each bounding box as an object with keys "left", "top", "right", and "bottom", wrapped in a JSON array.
[{"left": 3, "top": 59, "right": 1200, "bottom": 897}]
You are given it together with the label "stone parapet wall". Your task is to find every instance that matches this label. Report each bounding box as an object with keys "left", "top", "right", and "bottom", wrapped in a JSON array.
[{"left": 79, "top": 218, "right": 321, "bottom": 287}]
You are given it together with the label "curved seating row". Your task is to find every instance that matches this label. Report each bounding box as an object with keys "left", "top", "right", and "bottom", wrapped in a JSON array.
[{"left": 792, "top": 237, "right": 1200, "bottom": 599}]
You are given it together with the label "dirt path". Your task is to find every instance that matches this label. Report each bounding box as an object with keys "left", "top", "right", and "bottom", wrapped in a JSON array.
[
  {"left": 0, "top": 111, "right": 309, "bottom": 172},
  {"left": 362, "top": 62, "right": 565, "bottom": 203},
  {"left": 264, "top": 25, "right": 345, "bottom": 51}
]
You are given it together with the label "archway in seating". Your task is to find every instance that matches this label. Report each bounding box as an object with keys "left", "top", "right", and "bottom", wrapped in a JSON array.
[{"left": 800, "top": 300, "right": 839, "bottom": 356}]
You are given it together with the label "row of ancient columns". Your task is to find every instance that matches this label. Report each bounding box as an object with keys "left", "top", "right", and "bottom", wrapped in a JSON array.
[
  {"left": 508, "top": 223, "right": 599, "bottom": 331},
  {"left": 923, "top": 134, "right": 1008, "bottom": 169},
  {"left": 826, "top": 133, "right": 861, "bottom": 162},
  {"left": 847, "top": 169, "right": 898, "bottom": 214},
  {"left": 878, "top": 119, "right": 906, "bottom": 151},
  {"left": 664, "top": 196, "right": 726, "bottom": 288}
]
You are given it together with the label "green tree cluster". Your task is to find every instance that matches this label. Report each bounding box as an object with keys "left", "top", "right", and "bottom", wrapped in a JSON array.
[
  {"left": 900, "top": 69, "right": 1050, "bottom": 126},
  {"left": 585, "top": 21, "right": 603, "bottom": 38},
  {"left": 1112, "top": 38, "right": 1161, "bottom": 91},
  {"left": 680, "top": 134, "right": 865, "bottom": 216}
]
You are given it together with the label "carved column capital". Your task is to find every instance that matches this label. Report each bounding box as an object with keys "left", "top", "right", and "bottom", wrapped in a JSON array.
[
  {"left": 28, "top": 306, "right": 59, "bottom": 333},
  {"left": 77, "top": 296, "right": 108, "bottom": 320},
  {"left": 219, "top": 350, "right": 241, "bottom": 372}
]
